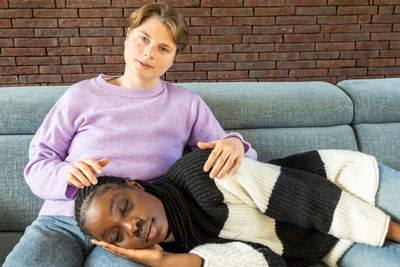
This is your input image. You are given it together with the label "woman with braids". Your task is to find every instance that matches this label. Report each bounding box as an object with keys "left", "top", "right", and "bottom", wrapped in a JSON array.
[
  {"left": 4, "top": 3, "right": 256, "bottom": 267},
  {"left": 75, "top": 149, "right": 400, "bottom": 267}
]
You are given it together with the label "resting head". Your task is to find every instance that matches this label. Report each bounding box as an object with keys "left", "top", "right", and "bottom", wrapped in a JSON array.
[{"left": 74, "top": 176, "right": 169, "bottom": 249}]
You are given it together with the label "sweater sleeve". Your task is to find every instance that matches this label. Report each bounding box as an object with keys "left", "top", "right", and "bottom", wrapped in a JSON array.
[
  {"left": 216, "top": 156, "right": 390, "bottom": 247},
  {"left": 24, "top": 97, "right": 80, "bottom": 200},
  {"left": 190, "top": 241, "right": 285, "bottom": 267},
  {"left": 186, "top": 95, "right": 257, "bottom": 160}
]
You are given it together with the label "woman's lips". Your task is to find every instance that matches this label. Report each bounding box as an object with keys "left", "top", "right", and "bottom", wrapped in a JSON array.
[
  {"left": 141, "top": 218, "right": 155, "bottom": 242},
  {"left": 137, "top": 60, "right": 153, "bottom": 69}
]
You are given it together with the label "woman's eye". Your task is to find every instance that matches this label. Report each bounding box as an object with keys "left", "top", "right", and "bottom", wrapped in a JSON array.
[
  {"left": 113, "top": 230, "right": 120, "bottom": 243},
  {"left": 160, "top": 47, "right": 168, "bottom": 53},
  {"left": 140, "top": 36, "right": 148, "bottom": 42},
  {"left": 121, "top": 199, "right": 128, "bottom": 215}
]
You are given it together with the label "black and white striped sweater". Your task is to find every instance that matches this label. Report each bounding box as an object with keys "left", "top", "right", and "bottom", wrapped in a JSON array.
[{"left": 162, "top": 149, "right": 389, "bottom": 267}]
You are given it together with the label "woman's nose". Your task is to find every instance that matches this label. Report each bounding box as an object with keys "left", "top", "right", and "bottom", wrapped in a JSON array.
[
  {"left": 124, "top": 217, "right": 141, "bottom": 238},
  {"left": 144, "top": 44, "right": 155, "bottom": 59}
]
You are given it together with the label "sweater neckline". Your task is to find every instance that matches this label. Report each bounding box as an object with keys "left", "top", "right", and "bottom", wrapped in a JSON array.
[{"left": 95, "top": 74, "right": 165, "bottom": 98}]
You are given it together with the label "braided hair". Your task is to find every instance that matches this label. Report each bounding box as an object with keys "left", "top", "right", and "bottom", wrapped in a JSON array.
[{"left": 74, "top": 176, "right": 216, "bottom": 252}]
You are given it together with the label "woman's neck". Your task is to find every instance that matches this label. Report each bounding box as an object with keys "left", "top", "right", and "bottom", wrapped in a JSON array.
[{"left": 109, "top": 74, "right": 160, "bottom": 89}]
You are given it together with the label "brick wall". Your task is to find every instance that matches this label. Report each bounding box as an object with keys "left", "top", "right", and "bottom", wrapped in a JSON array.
[{"left": 0, "top": 0, "right": 399, "bottom": 85}]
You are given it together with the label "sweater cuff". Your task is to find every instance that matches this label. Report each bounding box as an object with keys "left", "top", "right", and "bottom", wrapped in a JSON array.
[{"left": 223, "top": 132, "right": 251, "bottom": 154}]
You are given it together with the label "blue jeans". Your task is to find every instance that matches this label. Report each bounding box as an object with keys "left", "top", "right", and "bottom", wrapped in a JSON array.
[
  {"left": 338, "top": 163, "right": 400, "bottom": 267},
  {"left": 3, "top": 215, "right": 146, "bottom": 267}
]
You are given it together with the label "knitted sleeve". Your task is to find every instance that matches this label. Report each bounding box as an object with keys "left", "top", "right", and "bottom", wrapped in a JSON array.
[
  {"left": 24, "top": 89, "right": 81, "bottom": 200},
  {"left": 215, "top": 153, "right": 390, "bottom": 247},
  {"left": 190, "top": 241, "right": 285, "bottom": 267}
]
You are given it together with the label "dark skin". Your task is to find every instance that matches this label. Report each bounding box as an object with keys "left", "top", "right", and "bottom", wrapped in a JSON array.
[
  {"left": 85, "top": 181, "right": 400, "bottom": 267},
  {"left": 85, "top": 180, "right": 202, "bottom": 267}
]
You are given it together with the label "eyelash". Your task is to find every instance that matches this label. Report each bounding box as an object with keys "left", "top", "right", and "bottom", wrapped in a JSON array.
[{"left": 113, "top": 200, "right": 128, "bottom": 243}]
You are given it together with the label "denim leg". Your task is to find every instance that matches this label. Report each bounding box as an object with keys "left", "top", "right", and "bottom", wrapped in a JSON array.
[
  {"left": 85, "top": 246, "right": 148, "bottom": 267},
  {"left": 338, "top": 163, "right": 400, "bottom": 267},
  {"left": 3, "top": 216, "right": 90, "bottom": 267}
]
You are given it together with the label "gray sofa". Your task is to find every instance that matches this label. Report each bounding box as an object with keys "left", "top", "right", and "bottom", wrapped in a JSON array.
[{"left": 1, "top": 78, "right": 400, "bottom": 265}]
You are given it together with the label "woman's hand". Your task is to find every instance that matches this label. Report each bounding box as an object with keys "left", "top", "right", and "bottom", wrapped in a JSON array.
[
  {"left": 91, "top": 239, "right": 163, "bottom": 267},
  {"left": 198, "top": 137, "right": 245, "bottom": 178},
  {"left": 66, "top": 158, "right": 109, "bottom": 188}
]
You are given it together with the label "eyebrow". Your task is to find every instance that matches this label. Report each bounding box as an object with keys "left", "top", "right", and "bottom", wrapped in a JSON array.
[
  {"left": 139, "top": 30, "right": 174, "bottom": 50},
  {"left": 100, "top": 194, "right": 117, "bottom": 240}
]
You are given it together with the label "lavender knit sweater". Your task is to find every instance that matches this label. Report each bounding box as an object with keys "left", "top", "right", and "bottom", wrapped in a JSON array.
[{"left": 24, "top": 74, "right": 256, "bottom": 217}]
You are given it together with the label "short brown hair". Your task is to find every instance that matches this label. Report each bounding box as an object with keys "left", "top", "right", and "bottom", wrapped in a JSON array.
[{"left": 129, "top": 3, "right": 189, "bottom": 54}]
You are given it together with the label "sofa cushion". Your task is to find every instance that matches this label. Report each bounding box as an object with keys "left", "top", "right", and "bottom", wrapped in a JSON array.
[
  {"left": 181, "top": 81, "right": 354, "bottom": 129},
  {"left": 337, "top": 78, "right": 400, "bottom": 125}
]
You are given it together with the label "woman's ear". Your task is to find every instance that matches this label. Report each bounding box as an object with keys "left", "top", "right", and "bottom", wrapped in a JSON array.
[{"left": 125, "top": 180, "right": 144, "bottom": 191}]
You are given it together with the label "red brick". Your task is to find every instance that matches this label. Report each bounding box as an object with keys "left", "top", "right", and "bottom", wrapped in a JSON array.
[
  {"left": 374, "top": 0, "right": 400, "bottom": 4},
  {"left": 79, "top": 8, "right": 123, "bottom": 17},
  {"left": 357, "top": 58, "right": 395, "bottom": 67},
  {"left": 166, "top": 71, "right": 207, "bottom": 80},
  {"left": 331, "top": 33, "right": 370, "bottom": 42},
  {"left": 260, "top": 52, "right": 299, "bottom": 60},
  {"left": 0, "top": 9, "right": 32, "bottom": 18},
  {"left": 212, "top": 8, "right": 253, "bottom": 16},
  {"left": 289, "top": 69, "right": 328, "bottom": 77},
  {"left": 253, "top": 26, "right": 293, "bottom": 34},
  {"left": 244, "top": 0, "right": 285, "bottom": 6},
  {"left": 356, "top": 41, "right": 389, "bottom": 50},
  {"left": 211, "top": 26, "right": 251, "bottom": 35},
  {"left": 294, "top": 25, "right": 321, "bottom": 34},
  {"left": 0, "top": 66, "right": 38, "bottom": 75},
  {"left": 35, "top": 28, "right": 79, "bottom": 37},
  {"left": 394, "top": 24, "right": 400, "bottom": 31},
  {"left": 361, "top": 24, "right": 392, "bottom": 32},
  {"left": 259, "top": 77, "right": 297, "bottom": 82},
  {"left": 0, "top": 76, "right": 18, "bottom": 84},
  {"left": 1, "top": 29, "right": 34, "bottom": 38},
  {"left": 105, "top": 55, "right": 124, "bottom": 64},
  {"left": 372, "top": 33, "right": 400, "bottom": 40},
  {"left": 70, "top": 37, "right": 113, "bottom": 46},
  {"left": 62, "top": 74, "right": 97, "bottom": 83},
  {"left": 48, "top": 47, "right": 91, "bottom": 56},
  {"left": 373, "top": 15, "right": 400, "bottom": 23},
  {"left": 390, "top": 41, "right": 400, "bottom": 49},
  {"left": 219, "top": 53, "right": 258, "bottom": 61},
  {"left": 55, "top": 0, "right": 65, "bottom": 8},
  {"left": 318, "top": 15, "right": 358, "bottom": 24},
  {"left": 83, "top": 64, "right": 124, "bottom": 73},
  {"left": 103, "top": 18, "right": 129, "bottom": 27},
  {"left": 59, "top": 18, "right": 102, "bottom": 28},
  {"left": 396, "top": 6, "right": 400, "bottom": 14},
  {"left": 316, "top": 42, "right": 355, "bottom": 51},
  {"left": 80, "top": 28, "right": 123, "bottom": 37},
  {"left": 250, "top": 69, "right": 288, "bottom": 78},
  {"left": 358, "top": 15, "right": 372, "bottom": 24},
  {"left": 165, "top": 63, "right": 192, "bottom": 72},
  {"left": 317, "top": 60, "right": 356, "bottom": 68},
  {"left": 10, "top": 0, "right": 55, "bottom": 8},
  {"left": 255, "top": 7, "right": 295, "bottom": 16},
  {"left": 338, "top": 6, "right": 377, "bottom": 15},
  {"left": 19, "top": 74, "right": 62, "bottom": 83},
  {"left": 201, "top": 35, "right": 241, "bottom": 44},
  {"left": 301, "top": 51, "right": 339, "bottom": 60},
  {"left": 296, "top": 7, "right": 336, "bottom": 15},
  {"left": 234, "top": 43, "right": 274, "bottom": 52},
  {"left": 188, "top": 27, "right": 210, "bottom": 35},
  {"left": 12, "top": 19, "right": 57, "bottom": 28},
  {"left": 62, "top": 56, "right": 105, "bottom": 64},
  {"left": 40, "top": 65, "right": 82, "bottom": 74},
  {"left": 67, "top": 0, "right": 110, "bottom": 8},
  {"left": 243, "top": 34, "right": 282, "bottom": 43},
  {"left": 2, "top": 47, "right": 46, "bottom": 56},
  {"left": 191, "top": 17, "right": 232, "bottom": 26},
  {"left": 286, "top": 0, "right": 327, "bottom": 5},
  {"left": 328, "top": 0, "right": 368, "bottom": 4},
  {"left": 276, "top": 43, "right": 314, "bottom": 52},
  {"left": 0, "top": 38, "right": 13, "bottom": 47},
  {"left": 284, "top": 34, "right": 326, "bottom": 43},
  {"left": 234, "top": 17, "right": 274, "bottom": 25},
  {"left": 276, "top": 16, "right": 317, "bottom": 25},
  {"left": 167, "top": 0, "right": 200, "bottom": 8},
  {"left": 340, "top": 50, "right": 379, "bottom": 59},
  {"left": 15, "top": 38, "right": 58, "bottom": 47},
  {"left": 17, "top": 56, "right": 61, "bottom": 65},
  {"left": 368, "top": 67, "right": 400, "bottom": 75},
  {"left": 321, "top": 25, "right": 360, "bottom": 33},
  {"left": 236, "top": 61, "right": 276, "bottom": 70},
  {"left": 34, "top": 9, "right": 77, "bottom": 18},
  {"left": 380, "top": 49, "right": 400, "bottom": 57},
  {"left": 0, "top": 0, "right": 8, "bottom": 8},
  {"left": 91, "top": 46, "right": 123, "bottom": 54},
  {"left": 202, "top": 0, "right": 243, "bottom": 7},
  {"left": 208, "top": 71, "right": 248, "bottom": 80},
  {"left": 0, "top": 57, "right": 15, "bottom": 65},
  {"left": 278, "top": 60, "right": 316, "bottom": 69},
  {"left": 191, "top": 44, "right": 232, "bottom": 53},
  {"left": 112, "top": 0, "right": 152, "bottom": 8},
  {"left": 175, "top": 53, "right": 217, "bottom": 62},
  {"left": 0, "top": 19, "right": 11, "bottom": 28},
  {"left": 379, "top": 6, "right": 395, "bottom": 14}
]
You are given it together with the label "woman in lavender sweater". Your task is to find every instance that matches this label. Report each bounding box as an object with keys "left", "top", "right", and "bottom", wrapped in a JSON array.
[{"left": 4, "top": 3, "right": 256, "bottom": 267}]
